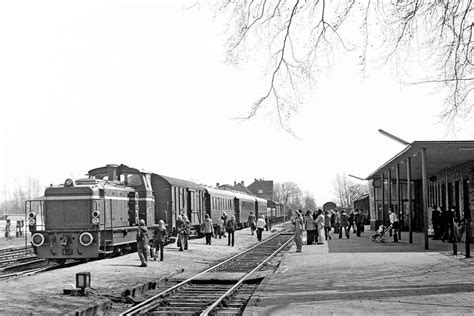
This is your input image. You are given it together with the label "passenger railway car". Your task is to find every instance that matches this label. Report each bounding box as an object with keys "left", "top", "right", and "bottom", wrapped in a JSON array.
[
  {"left": 204, "top": 187, "right": 236, "bottom": 225},
  {"left": 27, "top": 164, "right": 281, "bottom": 261},
  {"left": 151, "top": 174, "right": 205, "bottom": 235}
]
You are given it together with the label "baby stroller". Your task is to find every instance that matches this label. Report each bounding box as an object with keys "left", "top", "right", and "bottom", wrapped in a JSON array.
[{"left": 372, "top": 224, "right": 392, "bottom": 242}]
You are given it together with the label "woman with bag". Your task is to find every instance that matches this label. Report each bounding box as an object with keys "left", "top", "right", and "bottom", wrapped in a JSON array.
[
  {"left": 292, "top": 210, "right": 304, "bottom": 253},
  {"left": 315, "top": 209, "right": 325, "bottom": 244}
]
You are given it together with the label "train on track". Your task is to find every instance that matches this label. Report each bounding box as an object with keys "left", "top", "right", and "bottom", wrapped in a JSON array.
[{"left": 26, "top": 164, "right": 283, "bottom": 262}]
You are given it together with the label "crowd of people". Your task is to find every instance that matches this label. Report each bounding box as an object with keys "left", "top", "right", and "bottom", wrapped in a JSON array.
[
  {"left": 136, "top": 210, "right": 273, "bottom": 267},
  {"left": 291, "top": 208, "right": 366, "bottom": 253},
  {"left": 431, "top": 205, "right": 466, "bottom": 244}
]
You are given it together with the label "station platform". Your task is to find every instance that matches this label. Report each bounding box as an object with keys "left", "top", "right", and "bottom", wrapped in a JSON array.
[{"left": 244, "top": 231, "right": 474, "bottom": 315}]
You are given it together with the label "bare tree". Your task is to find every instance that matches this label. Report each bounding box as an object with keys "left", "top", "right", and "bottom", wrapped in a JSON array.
[
  {"left": 302, "top": 191, "right": 317, "bottom": 210},
  {"left": 214, "top": 0, "right": 473, "bottom": 129},
  {"left": 333, "top": 173, "right": 368, "bottom": 208},
  {"left": 273, "top": 181, "right": 303, "bottom": 211}
]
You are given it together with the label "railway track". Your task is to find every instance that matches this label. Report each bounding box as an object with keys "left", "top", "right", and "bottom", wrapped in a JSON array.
[
  {"left": 0, "top": 246, "right": 38, "bottom": 267},
  {"left": 121, "top": 229, "right": 294, "bottom": 315}
]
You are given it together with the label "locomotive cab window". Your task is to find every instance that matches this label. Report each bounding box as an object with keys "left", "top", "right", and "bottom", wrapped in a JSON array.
[{"left": 121, "top": 174, "right": 143, "bottom": 187}]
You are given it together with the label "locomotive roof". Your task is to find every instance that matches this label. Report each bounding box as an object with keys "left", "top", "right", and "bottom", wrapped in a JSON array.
[
  {"left": 88, "top": 164, "right": 152, "bottom": 176},
  {"left": 152, "top": 174, "right": 204, "bottom": 191}
]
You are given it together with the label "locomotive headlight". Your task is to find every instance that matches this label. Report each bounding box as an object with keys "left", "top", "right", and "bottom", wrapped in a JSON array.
[
  {"left": 28, "top": 218, "right": 36, "bottom": 226},
  {"left": 64, "top": 178, "right": 74, "bottom": 187},
  {"left": 79, "top": 232, "right": 94, "bottom": 246},
  {"left": 31, "top": 233, "right": 45, "bottom": 247},
  {"left": 28, "top": 212, "right": 36, "bottom": 219},
  {"left": 92, "top": 210, "right": 100, "bottom": 218}
]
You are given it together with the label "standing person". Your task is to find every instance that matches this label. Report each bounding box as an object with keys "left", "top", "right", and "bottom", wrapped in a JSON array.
[
  {"left": 348, "top": 210, "right": 355, "bottom": 234},
  {"left": 355, "top": 209, "right": 363, "bottom": 237},
  {"left": 334, "top": 210, "right": 341, "bottom": 234},
  {"left": 256, "top": 214, "right": 266, "bottom": 241},
  {"left": 226, "top": 215, "right": 237, "bottom": 247},
  {"left": 136, "top": 219, "right": 149, "bottom": 267},
  {"left": 202, "top": 214, "right": 214, "bottom": 245},
  {"left": 152, "top": 220, "right": 167, "bottom": 261},
  {"left": 182, "top": 215, "right": 191, "bottom": 250},
  {"left": 176, "top": 215, "right": 185, "bottom": 251},
  {"left": 431, "top": 205, "right": 441, "bottom": 239},
  {"left": 324, "top": 210, "right": 332, "bottom": 240},
  {"left": 221, "top": 212, "right": 228, "bottom": 237},
  {"left": 304, "top": 210, "right": 316, "bottom": 245},
  {"left": 315, "top": 209, "right": 325, "bottom": 244},
  {"left": 248, "top": 212, "right": 256, "bottom": 235},
  {"left": 292, "top": 210, "right": 304, "bottom": 253},
  {"left": 265, "top": 214, "right": 269, "bottom": 231},
  {"left": 215, "top": 216, "right": 224, "bottom": 239},
  {"left": 339, "top": 210, "right": 349, "bottom": 239},
  {"left": 389, "top": 209, "right": 399, "bottom": 243},
  {"left": 5, "top": 220, "right": 11, "bottom": 239}
]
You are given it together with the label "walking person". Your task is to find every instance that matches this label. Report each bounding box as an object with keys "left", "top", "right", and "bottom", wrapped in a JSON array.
[
  {"left": 248, "top": 212, "right": 256, "bottom": 235},
  {"left": 256, "top": 214, "right": 266, "bottom": 241},
  {"left": 221, "top": 212, "right": 228, "bottom": 237},
  {"left": 202, "top": 214, "right": 214, "bottom": 245},
  {"left": 339, "top": 210, "right": 350, "bottom": 239},
  {"left": 355, "top": 209, "right": 363, "bottom": 237},
  {"left": 304, "top": 210, "right": 316, "bottom": 245},
  {"left": 389, "top": 209, "right": 399, "bottom": 242},
  {"left": 152, "top": 220, "right": 167, "bottom": 261},
  {"left": 136, "top": 219, "right": 149, "bottom": 267},
  {"left": 324, "top": 210, "right": 332, "bottom": 240},
  {"left": 226, "top": 215, "right": 237, "bottom": 246},
  {"left": 315, "top": 209, "right": 325, "bottom": 244},
  {"left": 292, "top": 210, "right": 304, "bottom": 253}
]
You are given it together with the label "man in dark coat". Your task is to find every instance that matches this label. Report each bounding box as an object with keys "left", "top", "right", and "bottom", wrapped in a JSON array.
[{"left": 136, "top": 219, "right": 149, "bottom": 267}]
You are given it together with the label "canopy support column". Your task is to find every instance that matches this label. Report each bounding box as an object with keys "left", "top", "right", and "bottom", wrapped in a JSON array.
[
  {"left": 422, "top": 147, "right": 429, "bottom": 250},
  {"left": 396, "top": 164, "right": 401, "bottom": 240},
  {"left": 407, "top": 157, "right": 413, "bottom": 243}
]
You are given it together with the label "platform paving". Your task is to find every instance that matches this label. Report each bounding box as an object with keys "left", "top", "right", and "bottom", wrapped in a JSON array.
[{"left": 244, "top": 231, "right": 474, "bottom": 315}]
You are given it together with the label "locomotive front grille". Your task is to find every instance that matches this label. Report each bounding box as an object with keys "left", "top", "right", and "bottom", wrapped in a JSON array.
[{"left": 45, "top": 199, "right": 92, "bottom": 229}]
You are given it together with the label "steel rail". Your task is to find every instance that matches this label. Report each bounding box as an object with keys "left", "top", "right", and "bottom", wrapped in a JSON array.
[
  {"left": 120, "top": 229, "right": 291, "bottom": 315},
  {"left": 200, "top": 235, "right": 293, "bottom": 315}
]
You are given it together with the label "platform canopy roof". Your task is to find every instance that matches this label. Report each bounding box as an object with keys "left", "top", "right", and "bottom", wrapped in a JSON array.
[{"left": 365, "top": 141, "right": 474, "bottom": 181}]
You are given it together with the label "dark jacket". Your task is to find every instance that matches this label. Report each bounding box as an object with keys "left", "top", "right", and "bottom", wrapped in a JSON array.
[
  {"left": 136, "top": 226, "right": 149, "bottom": 241},
  {"left": 226, "top": 219, "right": 237, "bottom": 233},
  {"left": 153, "top": 227, "right": 167, "bottom": 243}
]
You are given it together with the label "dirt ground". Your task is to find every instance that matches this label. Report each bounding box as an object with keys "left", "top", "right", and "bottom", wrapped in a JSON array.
[{"left": 0, "top": 224, "right": 286, "bottom": 314}]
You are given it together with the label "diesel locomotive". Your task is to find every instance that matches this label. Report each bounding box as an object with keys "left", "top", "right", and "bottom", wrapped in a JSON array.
[{"left": 26, "top": 164, "right": 283, "bottom": 262}]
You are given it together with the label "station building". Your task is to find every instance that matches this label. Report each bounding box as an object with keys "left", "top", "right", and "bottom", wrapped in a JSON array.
[{"left": 365, "top": 141, "right": 474, "bottom": 246}]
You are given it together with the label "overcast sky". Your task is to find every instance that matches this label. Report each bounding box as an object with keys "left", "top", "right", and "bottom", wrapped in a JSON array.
[{"left": 1, "top": 1, "right": 473, "bottom": 204}]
